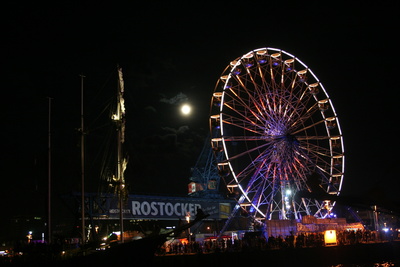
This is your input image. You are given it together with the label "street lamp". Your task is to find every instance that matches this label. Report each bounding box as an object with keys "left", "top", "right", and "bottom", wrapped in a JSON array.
[
  {"left": 186, "top": 212, "right": 191, "bottom": 242},
  {"left": 27, "top": 231, "right": 33, "bottom": 243}
]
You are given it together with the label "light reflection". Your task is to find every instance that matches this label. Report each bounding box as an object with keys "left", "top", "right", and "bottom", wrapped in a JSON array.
[{"left": 329, "top": 261, "right": 396, "bottom": 267}]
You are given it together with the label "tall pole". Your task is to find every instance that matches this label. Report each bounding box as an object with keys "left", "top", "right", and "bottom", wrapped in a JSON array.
[
  {"left": 118, "top": 124, "right": 124, "bottom": 243},
  {"left": 117, "top": 67, "right": 124, "bottom": 244},
  {"left": 80, "top": 74, "right": 86, "bottom": 245},
  {"left": 47, "top": 97, "right": 52, "bottom": 244},
  {"left": 373, "top": 205, "right": 379, "bottom": 232},
  {"left": 116, "top": 66, "right": 126, "bottom": 243}
]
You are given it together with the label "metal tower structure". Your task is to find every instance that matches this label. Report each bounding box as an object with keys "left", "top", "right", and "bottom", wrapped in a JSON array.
[{"left": 188, "top": 133, "right": 223, "bottom": 199}]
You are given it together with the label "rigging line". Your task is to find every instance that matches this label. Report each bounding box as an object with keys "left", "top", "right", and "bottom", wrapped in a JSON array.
[
  {"left": 86, "top": 97, "right": 114, "bottom": 131},
  {"left": 92, "top": 118, "right": 125, "bottom": 192},
  {"left": 86, "top": 65, "right": 116, "bottom": 107},
  {"left": 85, "top": 66, "right": 118, "bottom": 131},
  {"left": 96, "top": 124, "right": 115, "bottom": 167},
  {"left": 87, "top": 120, "right": 114, "bottom": 135},
  {"left": 123, "top": 84, "right": 141, "bottom": 110}
]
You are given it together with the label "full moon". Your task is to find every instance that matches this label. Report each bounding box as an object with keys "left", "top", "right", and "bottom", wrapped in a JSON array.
[{"left": 180, "top": 104, "right": 191, "bottom": 115}]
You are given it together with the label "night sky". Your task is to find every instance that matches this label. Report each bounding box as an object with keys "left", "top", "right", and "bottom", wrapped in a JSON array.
[{"left": 2, "top": 2, "right": 399, "bottom": 233}]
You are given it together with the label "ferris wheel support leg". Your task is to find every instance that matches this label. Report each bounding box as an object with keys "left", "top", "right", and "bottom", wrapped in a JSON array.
[
  {"left": 218, "top": 194, "right": 247, "bottom": 238},
  {"left": 217, "top": 203, "right": 241, "bottom": 238},
  {"left": 301, "top": 198, "right": 312, "bottom": 216},
  {"left": 262, "top": 224, "right": 269, "bottom": 241}
]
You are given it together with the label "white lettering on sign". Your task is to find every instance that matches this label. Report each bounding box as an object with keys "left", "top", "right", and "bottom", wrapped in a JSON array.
[
  {"left": 142, "top": 201, "right": 150, "bottom": 215},
  {"left": 131, "top": 201, "right": 202, "bottom": 217}
]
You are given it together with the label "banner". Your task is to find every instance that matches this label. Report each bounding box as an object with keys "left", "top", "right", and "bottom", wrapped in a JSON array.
[{"left": 104, "top": 195, "right": 234, "bottom": 220}]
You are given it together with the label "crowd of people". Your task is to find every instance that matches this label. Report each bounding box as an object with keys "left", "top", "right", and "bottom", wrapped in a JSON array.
[{"left": 156, "top": 229, "right": 399, "bottom": 255}]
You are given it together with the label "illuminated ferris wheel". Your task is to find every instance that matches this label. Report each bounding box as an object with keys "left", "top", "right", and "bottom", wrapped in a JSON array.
[{"left": 209, "top": 47, "right": 345, "bottom": 223}]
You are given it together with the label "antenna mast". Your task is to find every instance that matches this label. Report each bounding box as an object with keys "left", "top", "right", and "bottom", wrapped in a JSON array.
[
  {"left": 79, "top": 74, "right": 86, "bottom": 245},
  {"left": 47, "top": 97, "right": 53, "bottom": 244}
]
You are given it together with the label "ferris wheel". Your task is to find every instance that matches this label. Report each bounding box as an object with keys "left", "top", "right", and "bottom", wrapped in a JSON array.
[{"left": 209, "top": 47, "right": 344, "bottom": 223}]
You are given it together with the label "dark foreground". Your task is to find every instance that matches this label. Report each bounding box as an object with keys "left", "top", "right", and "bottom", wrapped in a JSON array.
[
  {"left": 3, "top": 240, "right": 399, "bottom": 266},
  {"left": 154, "top": 241, "right": 400, "bottom": 267}
]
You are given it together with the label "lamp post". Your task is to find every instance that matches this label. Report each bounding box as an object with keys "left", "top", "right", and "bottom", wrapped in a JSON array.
[
  {"left": 373, "top": 205, "right": 379, "bottom": 232},
  {"left": 186, "top": 212, "right": 191, "bottom": 242},
  {"left": 27, "top": 231, "right": 33, "bottom": 244},
  {"left": 79, "top": 74, "right": 86, "bottom": 245},
  {"left": 47, "top": 97, "right": 52, "bottom": 244}
]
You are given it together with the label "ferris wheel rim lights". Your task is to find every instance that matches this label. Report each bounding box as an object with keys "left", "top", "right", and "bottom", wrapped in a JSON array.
[{"left": 210, "top": 47, "right": 345, "bottom": 220}]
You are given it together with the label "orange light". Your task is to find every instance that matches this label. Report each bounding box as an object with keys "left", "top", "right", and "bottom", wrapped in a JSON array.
[{"left": 324, "top": 230, "right": 337, "bottom": 246}]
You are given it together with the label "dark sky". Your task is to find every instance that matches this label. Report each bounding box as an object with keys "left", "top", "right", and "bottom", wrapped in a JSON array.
[{"left": 2, "top": 2, "right": 399, "bottom": 225}]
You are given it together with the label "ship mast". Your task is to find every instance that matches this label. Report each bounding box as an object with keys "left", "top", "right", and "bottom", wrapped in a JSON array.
[{"left": 112, "top": 66, "right": 127, "bottom": 243}]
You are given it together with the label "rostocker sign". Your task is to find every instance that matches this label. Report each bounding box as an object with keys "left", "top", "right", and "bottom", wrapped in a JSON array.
[
  {"left": 106, "top": 195, "right": 233, "bottom": 220},
  {"left": 131, "top": 200, "right": 201, "bottom": 217}
]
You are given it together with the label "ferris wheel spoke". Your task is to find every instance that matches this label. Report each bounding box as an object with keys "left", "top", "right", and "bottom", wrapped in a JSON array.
[
  {"left": 222, "top": 94, "right": 271, "bottom": 132},
  {"left": 227, "top": 76, "right": 269, "bottom": 122},
  {"left": 221, "top": 114, "right": 266, "bottom": 135},
  {"left": 251, "top": 63, "right": 283, "bottom": 115},
  {"left": 233, "top": 149, "right": 271, "bottom": 183},
  {"left": 296, "top": 144, "right": 331, "bottom": 168},
  {"left": 244, "top": 158, "right": 270, "bottom": 190},
  {"left": 227, "top": 153, "right": 271, "bottom": 186},
  {"left": 299, "top": 141, "right": 343, "bottom": 172},
  {"left": 244, "top": 175, "right": 265, "bottom": 199},
  {"left": 262, "top": 90, "right": 280, "bottom": 117},
  {"left": 281, "top": 88, "right": 309, "bottom": 118},
  {"left": 291, "top": 118, "right": 326, "bottom": 135},
  {"left": 296, "top": 135, "right": 332, "bottom": 141},
  {"left": 299, "top": 141, "right": 332, "bottom": 156},
  {"left": 284, "top": 84, "right": 314, "bottom": 119},
  {"left": 222, "top": 135, "right": 281, "bottom": 142},
  {"left": 223, "top": 100, "right": 262, "bottom": 126},
  {"left": 244, "top": 66, "right": 267, "bottom": 105},
  {"left": 256, "top": 67, "right": 275, "bottom": 110},
  {"left": 289, "top": 103, "right": 321, "bottom": 132}
]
